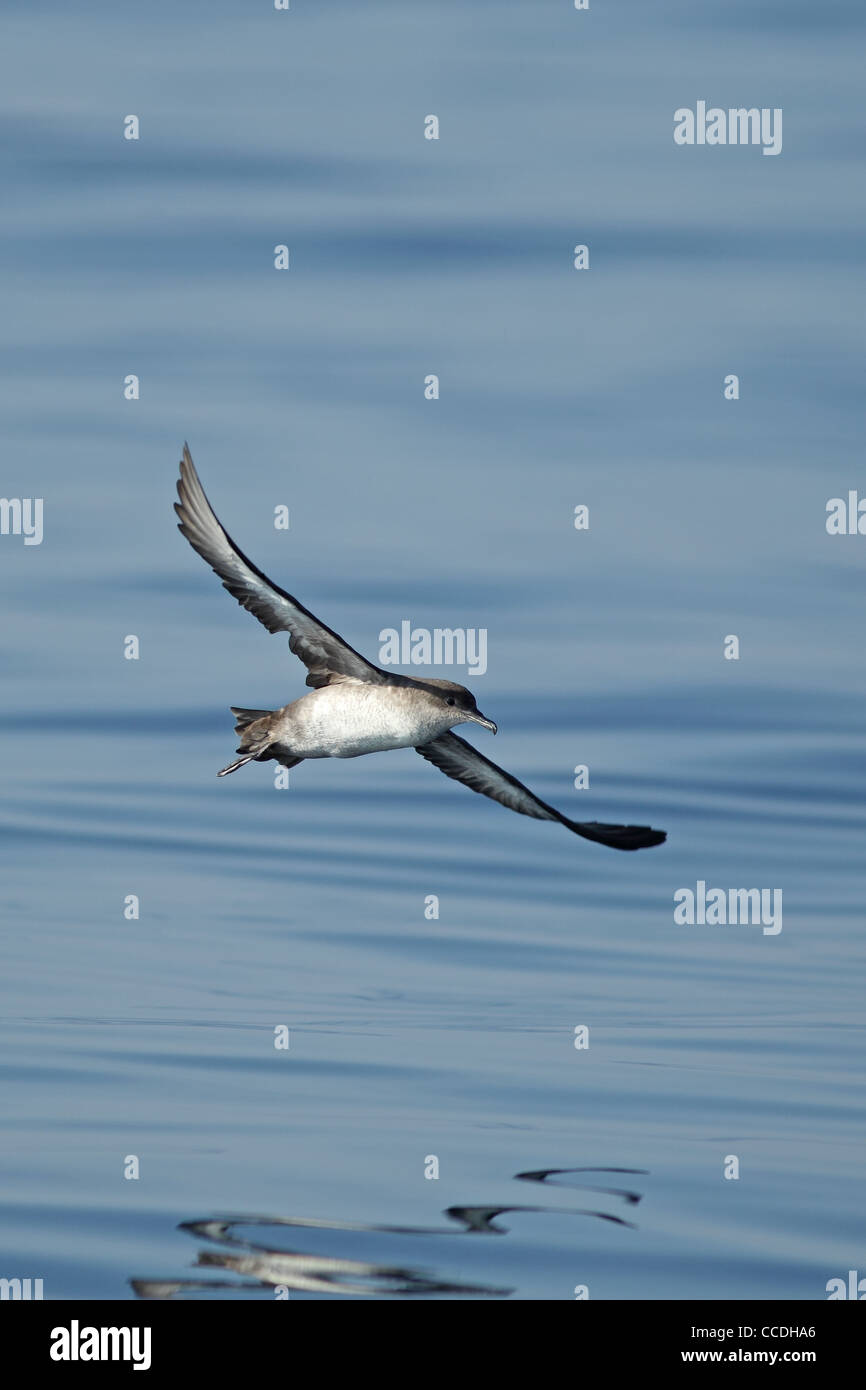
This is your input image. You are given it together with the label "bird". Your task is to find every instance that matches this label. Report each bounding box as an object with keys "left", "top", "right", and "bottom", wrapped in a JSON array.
[{"left": 174, "top": 445, "right": 666, "bottom": 851}]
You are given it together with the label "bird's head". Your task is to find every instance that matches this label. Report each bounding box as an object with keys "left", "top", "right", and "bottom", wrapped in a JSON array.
[{"left": 422, "top": 679, "right": 497, "bottom": 734}]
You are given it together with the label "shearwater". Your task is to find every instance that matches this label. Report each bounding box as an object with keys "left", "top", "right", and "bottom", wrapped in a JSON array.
[{"left": 175, "top": 446, "right": 666, "bottom": 851}]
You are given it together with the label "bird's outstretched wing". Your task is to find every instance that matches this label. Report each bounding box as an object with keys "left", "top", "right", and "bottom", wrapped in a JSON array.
[
  {"left": 415, "top": 732, "right": 666, "bottom": 851},
  {"left": 175, "top": 444, "right": 391, "bottom": 688}
]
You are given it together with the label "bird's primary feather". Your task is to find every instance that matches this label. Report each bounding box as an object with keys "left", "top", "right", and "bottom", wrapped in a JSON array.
[
  {"left": 415, "top": 733, "right": 666, "bottom": 851},
  {"left": 175, "top": 444, "right": 392, "bottom": 690}
]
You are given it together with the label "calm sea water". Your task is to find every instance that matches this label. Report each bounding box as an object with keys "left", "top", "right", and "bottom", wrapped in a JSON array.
[{"left": 1, "top": 0, "right": 864, "bottom": 1299}]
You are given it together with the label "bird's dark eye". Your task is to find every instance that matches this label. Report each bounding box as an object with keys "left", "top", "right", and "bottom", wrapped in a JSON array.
[{"left": 446, "top": 697, "right": 456, "bottom": 706}]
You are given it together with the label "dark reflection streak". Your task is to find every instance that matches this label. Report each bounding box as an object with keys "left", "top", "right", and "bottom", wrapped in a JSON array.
[
  {"left": 131, "top": 1166, "right": 648, "bottom": 1299},
  {"left": 445, "top": 1206, "right": 637, "bottom": 1233},
  {"left": 132, "top": 1278, "right": 247, "bottom": 1299},
  {"left": 563, "top": 1186, "right": 641, "bottom": 1205},
  {"left": 193, "top": 1249, "right": 507, "bottom": 1297},
  {"left": 181, "top": 1215, "right": 453, "bottom": 1244},
  {"left": 515, "top": 1167, "right": 649, "bottom": 1205},
  {"left": 135, "top": 1239, "right": 510, "bottom": 1299},
  {"left": 517, "top": 1167, "right": 649, "bottom": 1178}
]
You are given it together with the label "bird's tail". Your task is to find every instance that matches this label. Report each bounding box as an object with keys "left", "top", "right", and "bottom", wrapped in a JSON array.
[
  {"left": 566, "top": 820, "right": 667, "bottom": 851},
  {"left": 216, "top": 706, "right": 275, "bottom": 777},
  {"left": 218, "top": 754, "right": 257, "bottom": 777},
  {"left": 218, "top": 707, "right": 303, "bottom": 777},
  {"left": 231, "top": 706, "right": 272, "bottom": 733}
]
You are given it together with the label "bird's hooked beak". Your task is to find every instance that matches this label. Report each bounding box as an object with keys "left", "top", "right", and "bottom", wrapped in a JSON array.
[{"left": 465, "top": 709, "right": 498, "bottom": 734}]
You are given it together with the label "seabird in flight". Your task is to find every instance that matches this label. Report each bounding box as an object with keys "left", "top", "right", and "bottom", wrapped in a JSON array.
[{"left": 175, "top": 446, "right": 666, "bottom": 851}]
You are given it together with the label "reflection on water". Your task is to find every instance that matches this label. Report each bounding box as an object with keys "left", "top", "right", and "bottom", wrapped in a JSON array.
[{"left": 131, "top": 1169, "right": 645, "bottom": 1299}]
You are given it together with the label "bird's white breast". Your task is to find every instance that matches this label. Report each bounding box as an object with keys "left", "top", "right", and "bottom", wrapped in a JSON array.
[{"left": 276, "top": 684, "right": 452, "bottom": 758}]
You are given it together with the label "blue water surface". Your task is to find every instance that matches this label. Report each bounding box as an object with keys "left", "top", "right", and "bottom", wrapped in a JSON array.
[{"left": 0, "top": 0, "right": 863, "bottom": 1299}]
